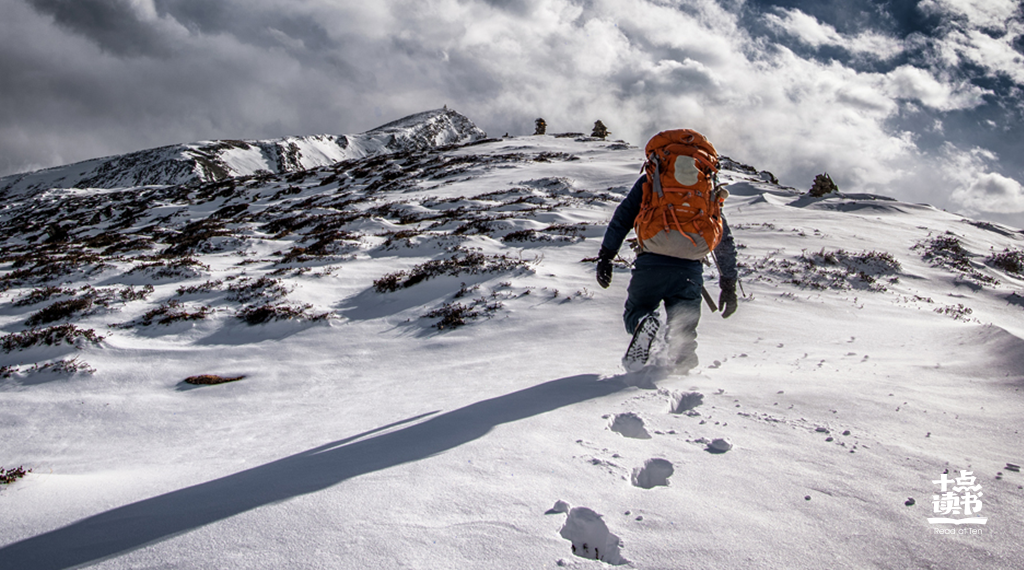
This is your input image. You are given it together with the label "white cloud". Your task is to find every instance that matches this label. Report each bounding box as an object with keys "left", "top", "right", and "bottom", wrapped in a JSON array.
[
  {"left": 956, "top": 27, "right": 1024, "bottom": 85},
  {"left": 764, "top": 7, "right": 903, "bottom": 59},
  {"left": 884, "top": 65, "right": 988, "bottom": 111},
  {"left": 942, "top": 144, "right": 1024, "bottom": 214},
  {"left": 951, "top": 172, "right": 1024, "bottom": 214},
  {"left": 917, "top": 0, "right": 1024, "bottom": 84},
  {"left": 919, "top": 0, "right": 1021, "bottom": 29},
  {"left": 765, "top": 8, "right": 839, "bottom": 47}
]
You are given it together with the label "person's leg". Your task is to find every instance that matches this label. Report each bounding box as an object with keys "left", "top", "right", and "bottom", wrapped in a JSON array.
[
  {"left": 663, "top": 264, "right": 703, "bottom": 366},
  {"left": 665, "top": 299, "right": 700, "bottom": 340},
  {"left": 623, "top": 264, "right": 665, "bottom": 335}
]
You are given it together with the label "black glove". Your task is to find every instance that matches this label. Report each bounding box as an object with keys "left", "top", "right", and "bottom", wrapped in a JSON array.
[
  {"left": 719, "top": 278, "right": 738, "bottom": 318},
  {"left": 596, "top": 246, "right": 614, "bottom": 289}
]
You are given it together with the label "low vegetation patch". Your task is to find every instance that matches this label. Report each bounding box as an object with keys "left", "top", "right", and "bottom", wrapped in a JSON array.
[
  {"left": 801, "top": 248, "right": 901, "bottom": 284},
  {"left": 128, "top": 257, "right": 210, "bottom": 280},
  {"left": 935, "top": 304, "right": 974, "bottom": 321},
  {"left": 914, "top": 234, "right": 997, "bottom": 285},
  {"left": 751, "top": 248, "right": 900, "bottom": 291},
  {"left": 161, "top": 219, "right": 234, "bottom": 256},
  {"left": 988, "top": 249, "right": 1024, "bottom": 275},
  {"left": 236, "top": 303, "right": 330, "bottom": 325},
  {"left": 2, "top": 250, "right": 111, "bottom": 287},
  {"left": 138, "top": 300, "right": 212, "bottom": 326},
  {"left": 915, "top": 234, "right": 972, "bottom": 271},
  {"left": 13, "top": 286, "right": 76, "bottom": 307},
  {"left": 176, "top": 279, "right": 224, "bottom": 296},
  {"left": 25, "top": 296, "right": 96, "bottom": 327},
  {"left": 453, "top": 282, "right": 480, "bottom": 299},
  {"left": 21, "top": 286, "right": 151, "bottom": 327},
  {"left": 1, "top": 466, "right": 31, "bottom": 485},
  {"left": 227, "top": 276, "right": 289, "bottom": 304},
  {"left": 502, "top": 223, "right": 587, "bottom": 244},
  {"left": 118, "top": 285, "right": 155, "bottom": 302},
  {"left": 374, "top": 251, "right": 533, "bottom": 293},
  {"left": 8, "top": 357, "right": 97, "bottom": 376},
  {"left": 421, "top": 298, "right": 504, "bottom": 330},
  {"left": 1, "top": 324, "right": 105, "bottom": 353},
  {"left": 501, "top": 229, "right": 551, "bottom": 243}
]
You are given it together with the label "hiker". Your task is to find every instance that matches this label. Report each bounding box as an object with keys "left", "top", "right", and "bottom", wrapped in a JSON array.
[{"left": 594, "top": 129, "right": 738, "bottom": 371}]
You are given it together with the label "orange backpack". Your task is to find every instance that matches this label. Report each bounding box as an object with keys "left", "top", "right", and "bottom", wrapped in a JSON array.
[{"left": 633, "top": 129, "right": 728, "bottom": 260}]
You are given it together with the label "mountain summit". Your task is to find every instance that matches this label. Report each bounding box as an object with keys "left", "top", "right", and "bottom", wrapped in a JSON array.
[{"left": 0, "top": 108, "right": 486, "bottom": 197}]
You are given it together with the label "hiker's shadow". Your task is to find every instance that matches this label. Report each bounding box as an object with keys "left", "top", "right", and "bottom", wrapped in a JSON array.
[{"left": 0, "top": 373, "right": 629, "bottom": 570}]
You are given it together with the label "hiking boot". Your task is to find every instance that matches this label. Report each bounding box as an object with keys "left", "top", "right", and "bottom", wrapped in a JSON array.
[{"left": 622, "top": 314, "right": 660, "bottom": 372}]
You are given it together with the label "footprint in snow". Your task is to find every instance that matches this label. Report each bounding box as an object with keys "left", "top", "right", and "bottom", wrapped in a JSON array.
[
  {"left": 609, "top": 412, "right": 651, "bottom": 439},
  {"left": 706, "top": 437, "right": 733, "bottom": 453},
  {"left": 631, "top": 458, "right": 674, "bottom": 489},
  {"left": 669, "top": 390, "right": 704, "bottom": 413},
  {"left": 546, "top": 502, "right": 628, "bottom": 565}
]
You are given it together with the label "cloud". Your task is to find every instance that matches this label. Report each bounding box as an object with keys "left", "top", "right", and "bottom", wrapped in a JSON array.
[
  {"left": 944, "top": 144, "right": 1024, "bottom": 214},
  {"left": 764, "top": 7, "right": 903, "bottom": 59},
  {"left": 950, "top": 173, "right": 1024, "bottom": 215},
  {"left": 919, "top": 0, "right": 1021, "bottom": 30},
  {"left": 26, "top": 0, "right": 184, "bottom": 57},
  {"left": 1, "top": 0, "right": 1022, "bottom": 228},
  {"left": 917, "top": 0, "right": 1024, "bottom": 83},
  {"left": 884, "top": 65, "right": 988, "bottom": 111},
  {"left": 970, "top": 174, "right": 1024, "bottom": 211}
]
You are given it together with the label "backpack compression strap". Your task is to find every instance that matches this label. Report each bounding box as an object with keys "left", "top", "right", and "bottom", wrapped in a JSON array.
[{"left": 649, "top": 153, "right": 665, "bottom": 199}]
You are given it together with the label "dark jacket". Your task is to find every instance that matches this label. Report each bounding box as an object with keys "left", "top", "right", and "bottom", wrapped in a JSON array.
[{"left": 601, "top": 176, "right": 738, "bottom": 282}]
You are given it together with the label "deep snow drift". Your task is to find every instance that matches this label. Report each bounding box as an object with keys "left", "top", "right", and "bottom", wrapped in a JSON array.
[{"left": 1, "top": 112, "right": 1023, "bottom": 569}]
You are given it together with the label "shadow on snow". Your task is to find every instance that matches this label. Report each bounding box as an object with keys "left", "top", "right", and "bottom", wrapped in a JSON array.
[{"left": 0, "top": 373, "right": 629, "bottom": 569}]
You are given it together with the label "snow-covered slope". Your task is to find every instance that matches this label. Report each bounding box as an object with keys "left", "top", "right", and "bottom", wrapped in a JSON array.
[
  {"left": 0, "top": 107, "right": 486, "bottom": 197},
  {"left": 1, "top": 129, "right": 1023, "bottom": 569}
]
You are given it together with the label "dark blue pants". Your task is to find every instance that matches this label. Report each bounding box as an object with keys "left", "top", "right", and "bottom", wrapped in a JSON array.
[{"left": 623, "top": 255, "right": 703, "bottom": 346}]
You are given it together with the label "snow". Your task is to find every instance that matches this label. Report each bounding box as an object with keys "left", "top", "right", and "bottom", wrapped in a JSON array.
[
  {"left": 0, "top": 108, "right": 486, "bottom": 197},
  {"left": 2, "top": 127, "right": 1024, "bottom": 569},
  {"left": 214, "top": 146, "right": 276, "bottom": 177}
]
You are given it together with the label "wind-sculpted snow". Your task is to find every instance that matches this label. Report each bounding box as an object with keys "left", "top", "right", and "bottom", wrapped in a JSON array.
[
  {"left": 0, "top": 135, "right": 612, "bottom": 377},
  {"left": 3, "top": 128, "right": 1024, "bottom": 377}
]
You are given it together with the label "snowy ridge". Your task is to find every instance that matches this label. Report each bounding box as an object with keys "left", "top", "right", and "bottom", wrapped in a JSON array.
[
  {"left": 1, "top": 126, "right": 1023, "bottom": 569},
  {"left": 0, "top": 108, "right": 486, "bottom": 197}
]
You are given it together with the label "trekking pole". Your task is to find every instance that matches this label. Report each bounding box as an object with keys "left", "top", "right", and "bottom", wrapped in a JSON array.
[{"left": 701, "top": 286, "right": 718, "bottom": 312}]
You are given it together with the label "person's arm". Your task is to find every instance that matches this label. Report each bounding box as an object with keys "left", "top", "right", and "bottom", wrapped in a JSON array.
[
  {"left": 596, "top": 176, "right": 645, "bottom": 288},
  {"left": 715, "top": 215, "right": 739, "bottom": 317},
  {"left": 715, "top": 216, "right": 738, "bottom": 282},
  {"left": 600, "top": 176, "right": 645, "bottom": 256}
]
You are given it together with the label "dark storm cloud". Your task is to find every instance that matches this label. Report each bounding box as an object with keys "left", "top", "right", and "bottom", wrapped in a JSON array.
[
  {"left": 1013, "top": 34, "right": 1024, "bottom": 54},
  {"left": 1, "top": 0, "right": 376, "bottom": 176},
  {"left": 153, "top": 0, "right": 335, "bottom": 53},
  {"left": 26, "top": 0, "right": 175, "bottom": 57},
  {"left": 2, "top": 0, "right": 1023, "bottom": 226}
]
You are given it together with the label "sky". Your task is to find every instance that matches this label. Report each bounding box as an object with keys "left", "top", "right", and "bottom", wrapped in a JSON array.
[{"left": 2, "top": 0, "right": 1022, "bottom": 228}]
